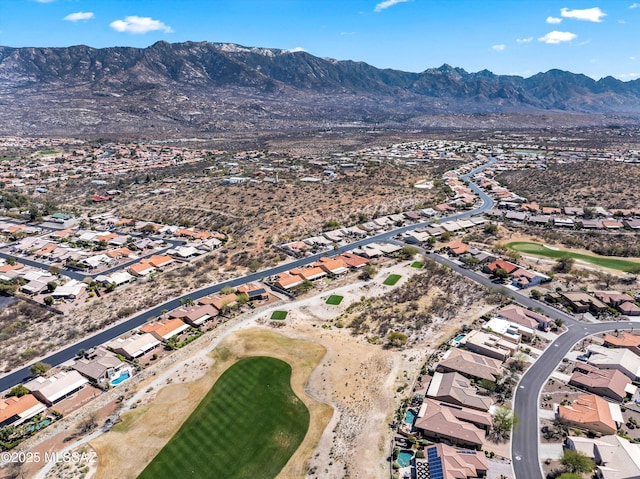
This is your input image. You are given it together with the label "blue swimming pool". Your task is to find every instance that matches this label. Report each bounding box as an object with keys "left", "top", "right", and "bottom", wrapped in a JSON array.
[
  {"left": 454, "top": 334, "right": 466, "bottom": 342},
  {"left": 404, "top": 409, "right": 416, "bottom": 424},
  {"left": 111, "top": 370, "right": 131, "bottom": 385},
  {"left": 398, "top": 450, "right": 413, "bottom": 467},
  {"left": 28, "top": 418, "right": 51, "bottom": 432}
]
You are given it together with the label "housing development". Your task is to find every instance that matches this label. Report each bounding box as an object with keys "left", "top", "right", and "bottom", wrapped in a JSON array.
[{"left": 0, "top": 129, "right": 638, "bottom": 479}]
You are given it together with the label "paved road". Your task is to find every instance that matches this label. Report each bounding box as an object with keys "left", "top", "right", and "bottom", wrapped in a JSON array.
[
  {"left": 400, "top": 247, "right": 640, "bottom": 479},
  {"left": 0, "top": 235, "right": 184, "bottom": 282},
  {"left": 511, "top": 317, "right": 639, "bottom": 479},
  {"left": 0, "top": 158, "right": 497, "bottom": 392}
]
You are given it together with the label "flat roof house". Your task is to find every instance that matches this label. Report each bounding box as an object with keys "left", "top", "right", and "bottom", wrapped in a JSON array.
[
  {"left": 567, "top": 435, "right": 640, "bottom": 479},
  {"left": 107, "top": 333, "right": 161, "bottom": 360},
  {"left": 0, "top": 394, "right": 47, "bottom": 427},
  {"left": 461, "top": 330, "right": 516, "bottom": 361},
  {"left": 24, "top": 371, "right": 89, "bottom": 407}
]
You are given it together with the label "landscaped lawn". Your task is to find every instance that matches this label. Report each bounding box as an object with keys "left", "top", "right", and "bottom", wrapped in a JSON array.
[
  {"left": 270, "top": 310, "right": 288, "bottom": 320},
  {"left": 138, "top": 356, "right": 309, "bottom": 479},
  {"left": 326, "top": 295, "right": 344, "bottom": 305},
  {"left": 507, "top": 241, "right": 640, "bottom": 272},
  {"left": 383, "top": 274, "right": 402, "bottom": 286},
  {"left": 411, "top": 261, "right": 424, "bottom": 268}
]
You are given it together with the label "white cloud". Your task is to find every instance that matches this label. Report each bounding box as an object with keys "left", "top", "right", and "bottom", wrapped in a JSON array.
[
  {"left": 34, "top": 0, "right": 56, "bottom": 3},
  {"left": 287, "top": 47, "right": 306, "bottom": 53},
  {"left": 546, "top": 16, "right": 562, "bottom": 24},
  {"left": 630, "top": 56, "right": 636, "bottom": 60},
  {"left": 538, "top": 31, "right": 578, "bottom": 44},
  {"left": 516, "top": 37, "right": 533, "bottom": 43},
  {"left": 630, "top": 3, "right": 639, "bottom": 8},
  {"left": 560, "top": 7, "right": 606, "bottom": 22},
  {"left": 492, "top": 44, "right": 506, "bottom": 51},
  {"left": 110, "top": 16, "right": 173, "bottom": 34},
  {"left": 340, "top": 31, "right": 356, "bottom": 36},
  {"left": 64, "top": 12, "right": 94, "bottom": 22},
  {"left": 374, "top": 0, "right": 410, "bottom": 13},
  {"left": 619, "top": 72, "right": 640, "bottom": 79}
]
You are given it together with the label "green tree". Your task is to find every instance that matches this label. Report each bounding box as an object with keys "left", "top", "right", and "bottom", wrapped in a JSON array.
[
  {"left": 46, "top": 281, "right": 58, "bottom": 293},
  {"left": 359, "top": 263, "right": 377, "bottom": 281},
  {"left": 494, "top": 267, "right": 509, "bottom": 280},
  {"left": 530, "top": 289, "right": 542, "bottom": 300},
  {"left": 7, "top": 384, "right": 29, "bottom": 397},
  {"left": 48, "top": 265, "right": 61, "bottom": 275},
  {"left": 398, "top": 246, "right": 419, "bottom": 260},
  {"left": 387, "top": 331, "right": 408, "bottom": 348},
  {"left": 483, "top": 222, "right": 499, "bottom": 235},
  {"left": 554, "top": 256, "right": 575, "bottom": 273},
  {"left": 43, "top": 296, "right": 54, "bottom": 306},
  {"left": 492, "top": 405, "right": 518, "bottom": 438},
  {"left": 556, "top": 474, "right": 582, "bottom": 479},
  {"left": 220, "top": 286, "right": 236, "bottom": 295},
  {"left": 560, "top": 449, "right": 596, "bottom": 474},
  {"left": 29, "top": 362, "right": 51, "bottom": 376}
]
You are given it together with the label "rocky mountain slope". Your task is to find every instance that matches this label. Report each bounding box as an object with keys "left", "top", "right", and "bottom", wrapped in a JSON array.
[{"left": 1, "top": 41, "right": 639, "bottom": 136}]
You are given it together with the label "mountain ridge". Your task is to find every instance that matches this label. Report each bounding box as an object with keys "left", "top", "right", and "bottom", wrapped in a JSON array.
[{"left": 1, "top": 40, "right": 639, "bottom": 136}]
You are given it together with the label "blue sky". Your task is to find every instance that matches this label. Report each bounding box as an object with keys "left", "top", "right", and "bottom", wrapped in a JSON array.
[{"left": 1, "top": 0, "right": 639, "bottom": 80}]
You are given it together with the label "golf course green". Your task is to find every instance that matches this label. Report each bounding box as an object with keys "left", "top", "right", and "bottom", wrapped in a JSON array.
[
  {"left": 507, "top": 241, "right": 640, "bottom": 272},
  {"left": 138, "top": 356, "right": 309, "bottom": 479}
]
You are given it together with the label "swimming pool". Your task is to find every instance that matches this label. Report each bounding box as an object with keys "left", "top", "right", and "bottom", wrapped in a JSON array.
[
  {"left": 111, "top": 370, "right": 131, "bottom": 386},
  {"left": 404, "top": 409, "right": 416, "bottom": 424},
  {"left": 454, "top": 334, "right": 466, "bottom": 342},
  {"left": 397, "top": 450, "right": 413, "bottom": 467},
  {"left": 28, "top": 418, "right": 51, "bottom": 432}
]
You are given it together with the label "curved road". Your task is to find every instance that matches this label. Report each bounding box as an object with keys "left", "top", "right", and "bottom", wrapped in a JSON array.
[
  {"left": 512, "top": 316, "right": 639, "bottom": 479},
  {"left": 0, "top": 159, "right": 496, "bottom": 392},
  {"left": 399, "top": 239, "right": 640, "bottom": 479}
]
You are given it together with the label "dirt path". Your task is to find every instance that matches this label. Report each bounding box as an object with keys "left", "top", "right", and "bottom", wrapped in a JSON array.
[{"left": 89, "top": 330, "right": 331, "bottom": 479}]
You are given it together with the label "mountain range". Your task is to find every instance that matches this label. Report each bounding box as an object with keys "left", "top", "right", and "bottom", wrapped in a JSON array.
[{"left": 1, "top": 40, "right": 639, "bottom": 136}]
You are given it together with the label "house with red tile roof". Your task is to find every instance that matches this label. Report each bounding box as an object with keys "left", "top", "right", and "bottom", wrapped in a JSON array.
[
  {"left": 421, "top": 444, "right": 488, "bottom": 479},
  {"left": 483, "top": 259, "right": 519, "bottom": 275},
  {"left": 147, "top": 255, "right": 173, "bottom": 269},
  {"left": 603, "top": 332, "right": 640, "bottom": 355},
  {"left": 106, "top": 247, "right": 133, "bottom": 259},
  {"left": 128, "top": 261, "right": 155, "bottom": 277},
  {"left": 140, "top": 318, "right": 189, "bottom": 342},
  {"left": 274, "top": 272, "right": 305, "bottom": 290},
  {"left": 496, "top": 305, "right": 552, "bottom": 331},
  {"left": 557, "top": 394, "right": 620, "bottom": 435},
  {"left": 414, "top": 399, "right": 490, "bottom": 449},
  {"left": 0, "top": 394, "right": 47, "bottom": 428},
  {"left": 447, "top": 241, "right": 471, "bottom": 256},
  {"left": 338, "top": 252, "right": 370, "bottom": 268},
  {"left": 569, "top": 363, "right": 636, "bottom": 402},
  {"left": 315, "top": 257, "right": 349, "bottom": 275}
]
